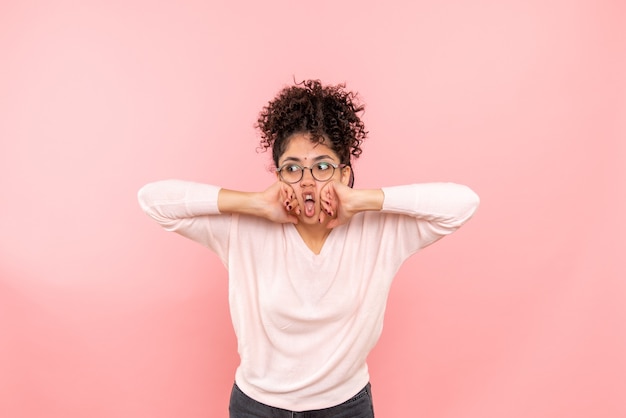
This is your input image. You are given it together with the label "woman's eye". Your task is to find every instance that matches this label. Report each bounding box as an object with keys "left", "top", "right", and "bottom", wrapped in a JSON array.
[
  {"left": 286, "top": 165, "right": 301, "bottom": 173},
  {"left": 316, "top": 162, "right": 331, "bottom": 171}
]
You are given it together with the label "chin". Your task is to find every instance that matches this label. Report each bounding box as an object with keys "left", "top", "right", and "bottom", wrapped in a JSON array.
[
  {"left": 299, "top": 210, "right": 323, "bottom": 225},
  {"left": 299, "top": 216, "right": 319, "bottom": 225}
]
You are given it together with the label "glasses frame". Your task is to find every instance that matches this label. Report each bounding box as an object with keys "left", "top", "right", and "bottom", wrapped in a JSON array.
[{"left": 276, "top": 161, "right": 347, "bottom": 184}]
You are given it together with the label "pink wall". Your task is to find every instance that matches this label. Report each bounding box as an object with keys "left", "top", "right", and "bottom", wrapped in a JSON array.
[{"left": 1, "top": 1, "right": 624, "bottom": 417}]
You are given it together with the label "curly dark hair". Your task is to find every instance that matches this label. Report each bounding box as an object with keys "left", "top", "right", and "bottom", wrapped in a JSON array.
[{"left": 256, "top": 79, "right": 367, "bottom": 185}]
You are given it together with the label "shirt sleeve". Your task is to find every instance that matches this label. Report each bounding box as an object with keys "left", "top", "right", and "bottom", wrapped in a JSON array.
[
  {"left": 137, "top": 179, "right": 231, "bottom": 263},
  {"left": 380, "top": 183, "right": 480, "bottom": 255}
]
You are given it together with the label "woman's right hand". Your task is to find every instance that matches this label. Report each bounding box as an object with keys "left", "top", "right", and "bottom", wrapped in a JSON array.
[
  {"left": 259, "top": 181, "right": 300, "bottom": 224},
  {"left": 218, "top": 181, "right": 299, "bottom": 224}
]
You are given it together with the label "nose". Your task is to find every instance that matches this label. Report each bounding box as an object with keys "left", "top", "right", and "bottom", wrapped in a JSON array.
[{"left": 300, "top": 167, "right": 316, "bottom": 185}]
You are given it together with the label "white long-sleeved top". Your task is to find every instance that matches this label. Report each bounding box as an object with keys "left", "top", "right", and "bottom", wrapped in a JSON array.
[{"left": 137, "top": 180, "right": 479, "bottom": 411}]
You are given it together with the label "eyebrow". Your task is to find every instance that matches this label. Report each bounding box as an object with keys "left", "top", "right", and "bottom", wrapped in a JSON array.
[{"left": 280, "top": 155, "right": 336, "bottom": 165}]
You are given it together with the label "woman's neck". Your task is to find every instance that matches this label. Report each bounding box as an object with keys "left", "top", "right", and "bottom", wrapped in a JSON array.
[{"left": 294, "top": 223, "right": 332, "bottom": 255}]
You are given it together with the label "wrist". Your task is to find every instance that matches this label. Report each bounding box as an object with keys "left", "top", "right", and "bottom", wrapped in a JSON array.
[{"left": 350, "top": 189, "right": 384, "bottom": 213}]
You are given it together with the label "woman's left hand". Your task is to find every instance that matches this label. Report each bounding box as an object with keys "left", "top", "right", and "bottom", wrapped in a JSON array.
[{"left": 319, "top": 181, "right": 356, "bottom": 228}]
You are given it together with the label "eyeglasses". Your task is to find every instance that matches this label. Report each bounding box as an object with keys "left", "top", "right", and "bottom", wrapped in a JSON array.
[{"left": 277, "top": 161, "right": 346, "bottom": 184}]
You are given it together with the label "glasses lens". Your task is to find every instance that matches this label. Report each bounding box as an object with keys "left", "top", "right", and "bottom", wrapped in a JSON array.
[
  {"left": 312, "top": 162, "right": 335, "bottom": 181},
  {"left": 280, "top": 164, "right": 302, "bottom": 183}
]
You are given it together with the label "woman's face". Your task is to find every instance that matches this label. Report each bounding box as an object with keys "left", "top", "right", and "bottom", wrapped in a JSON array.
[{"left": 277, "top": 132, "right": 351, "bottom": 225}]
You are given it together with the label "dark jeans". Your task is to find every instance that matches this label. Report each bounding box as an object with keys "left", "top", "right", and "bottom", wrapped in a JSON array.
[{"left": 229, "top": 382, "right": 375, "bottom": 418}]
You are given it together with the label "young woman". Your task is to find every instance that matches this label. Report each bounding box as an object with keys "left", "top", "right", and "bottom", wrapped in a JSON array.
[{"left": 138, "top": 80, "right": 480, "bottom": 417}]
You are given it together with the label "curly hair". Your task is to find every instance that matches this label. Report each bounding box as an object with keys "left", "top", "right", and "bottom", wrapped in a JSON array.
[{"left": 256, "top": 80, "right": 368, "bottom": 176}]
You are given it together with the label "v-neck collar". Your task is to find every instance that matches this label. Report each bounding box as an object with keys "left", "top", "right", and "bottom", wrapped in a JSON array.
[{"left": 285, "top": 223, "right": 345, "bottom": 260}]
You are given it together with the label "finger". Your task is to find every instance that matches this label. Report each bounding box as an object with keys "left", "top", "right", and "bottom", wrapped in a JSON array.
[
  {"left": 318, "top": 209, "right": 326, "bottom": 224},
  {"left": 281, "top": 186, "right": 298, "bottom": 212},
  {"left": 322, "top": 182, "right": 334, "bottom": 200},
  {"left": 289, "top": 198, "right": 300, "bottom": 215},
  {"left": 325, "top": 184, "right": 338, "bottom": 208},
  {"left": 281, "top": 185, "right": 295, "bottom": 210},
  {"left": 325, "top": 210, "right": 341, "bottom": 228},
  {"left": 321, "top": 194, "right": 336, "bottom": 218},
  {"left": 281, "top": 199, "right": 299, "bottom": 223},
  {"left": 320, "top": 198, "right": 330, "bottom": 216}
]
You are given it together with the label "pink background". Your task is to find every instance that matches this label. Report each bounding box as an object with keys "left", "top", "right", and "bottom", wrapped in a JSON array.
[{"left": 1, "top": 1, "right": 625, "bottom": 417}]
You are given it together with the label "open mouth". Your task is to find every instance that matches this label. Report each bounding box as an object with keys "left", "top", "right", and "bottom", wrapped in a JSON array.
[{"left": 303, "top": 193, "right": 316, "bottom": 217}]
